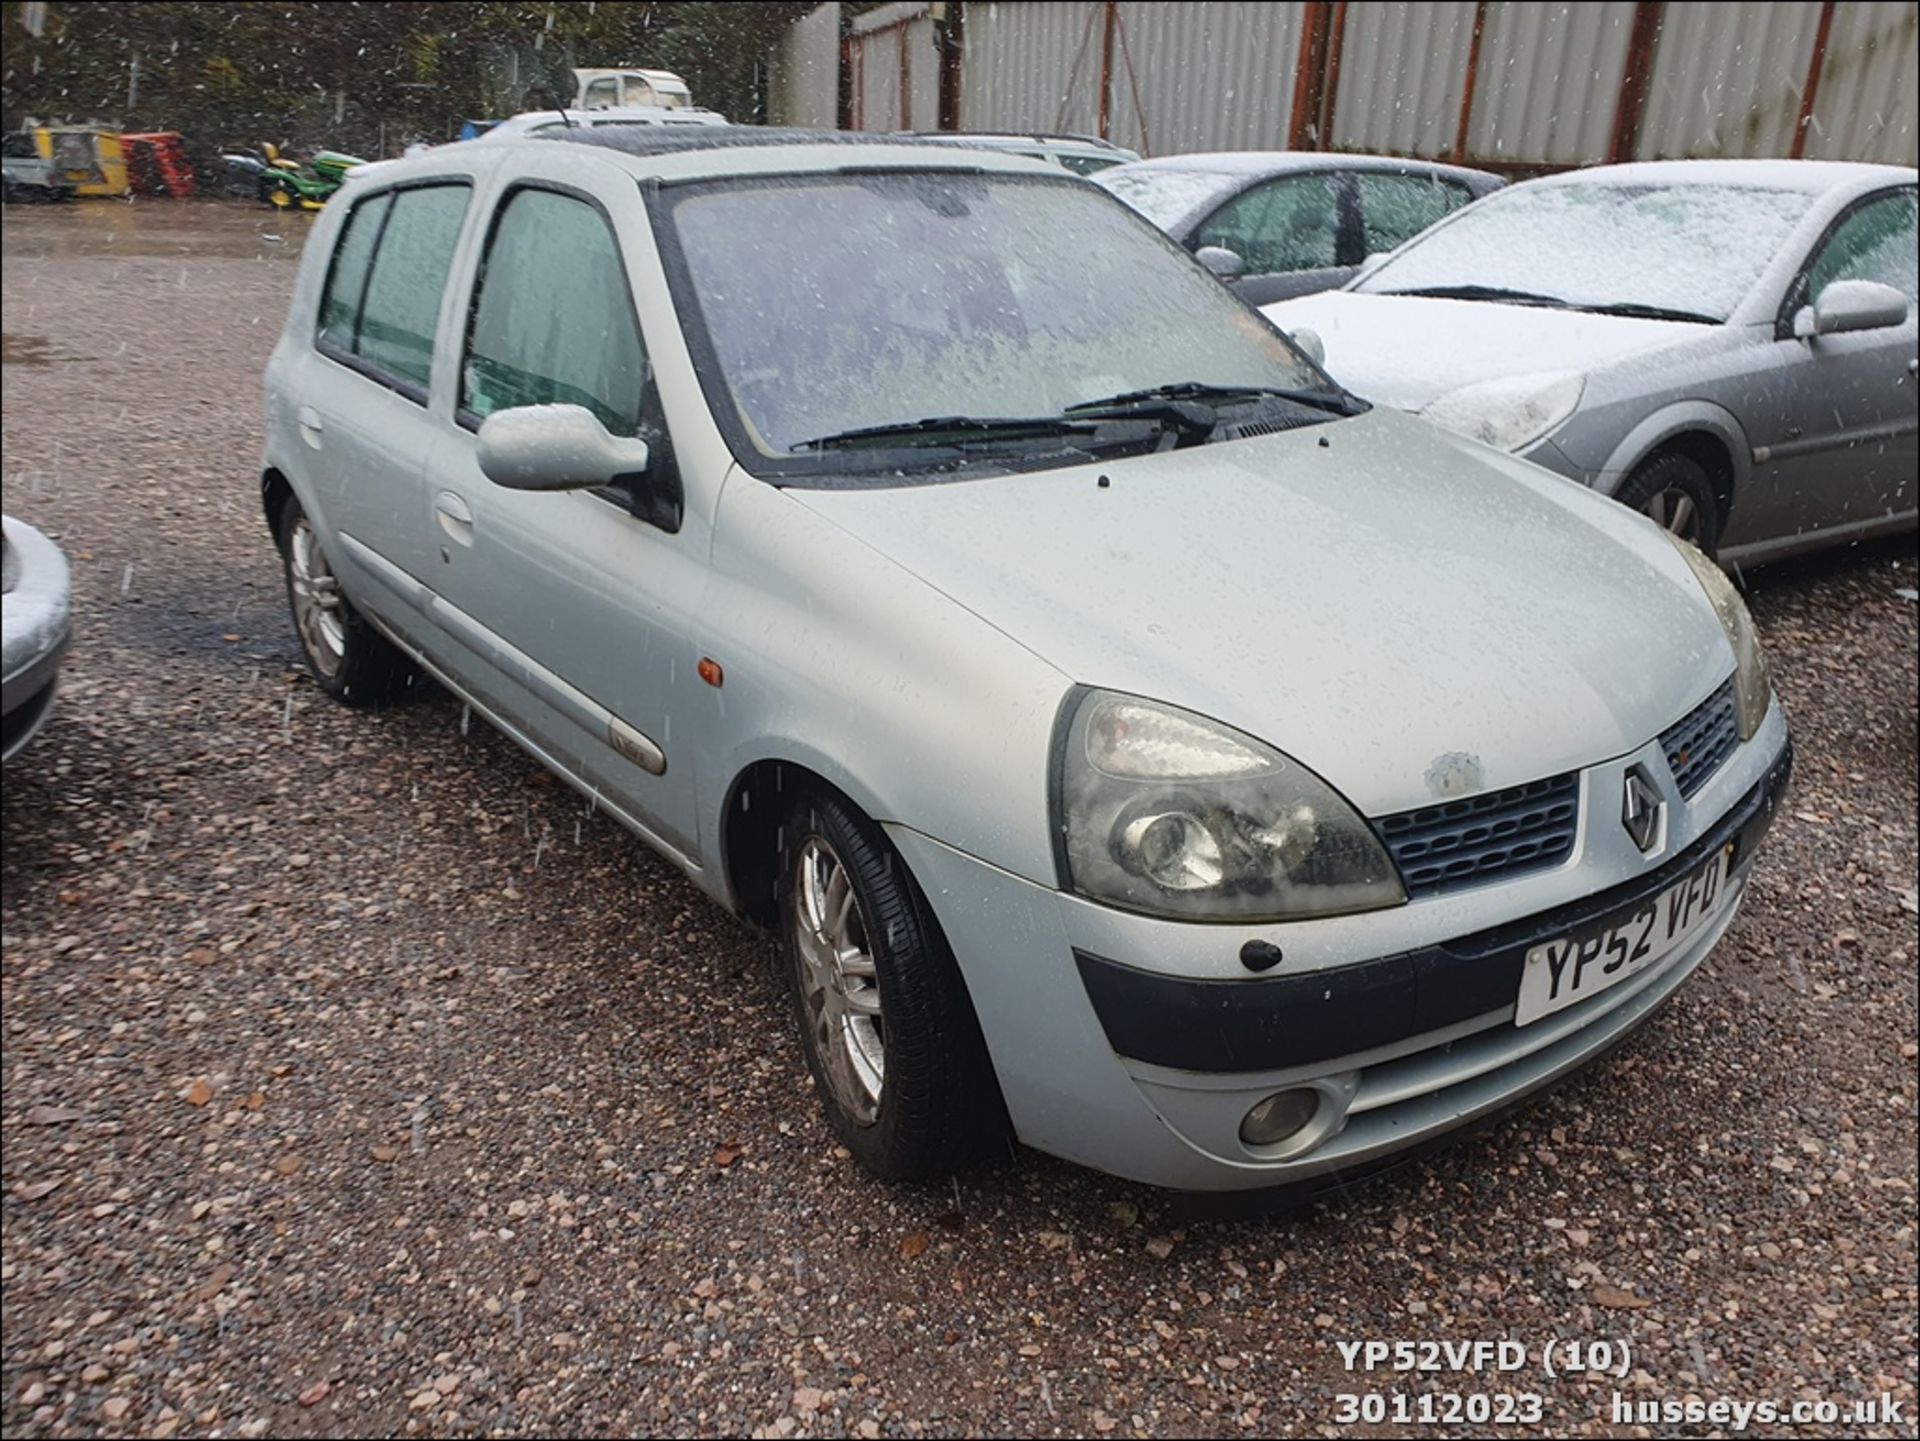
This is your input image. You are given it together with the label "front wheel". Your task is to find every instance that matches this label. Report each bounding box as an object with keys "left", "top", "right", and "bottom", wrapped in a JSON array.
[
  {"left": 1616, "top": 451, "right": 1722, "bottom": 556},
  {"left": 778, "top": 790, "right": 1005, "bottom": 1181}
]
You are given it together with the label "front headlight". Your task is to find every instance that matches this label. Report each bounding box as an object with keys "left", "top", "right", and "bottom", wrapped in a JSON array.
[
  {"left": 1664, "top": 533, "right": 1772, "bottom": 739},
  {"left": 1052, "top": 690, "right": 1406, "bottom": 921},
  {"left": 1421, "top": 371, "right": 1585, "bottom": 452}
]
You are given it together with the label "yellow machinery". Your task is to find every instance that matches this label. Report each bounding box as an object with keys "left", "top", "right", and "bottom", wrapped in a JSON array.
[{"left": 32, "top": 126, "right": 129, "bottom": 197}]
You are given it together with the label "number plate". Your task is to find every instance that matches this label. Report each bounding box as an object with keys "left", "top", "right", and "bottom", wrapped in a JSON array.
[{"left": 1516, "top": 844, "right": 1733, "bottom": 1027}]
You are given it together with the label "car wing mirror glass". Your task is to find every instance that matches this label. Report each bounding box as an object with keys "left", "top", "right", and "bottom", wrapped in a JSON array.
[
  {"left": 476, "top": 404, "right": 651, "bottom": 492},
  {"left": 1195, "top": 244, "right": 1246, "bottom": 282},
  {"left": 1800, "top": 279, "right": 1910, "bottom": 339}
]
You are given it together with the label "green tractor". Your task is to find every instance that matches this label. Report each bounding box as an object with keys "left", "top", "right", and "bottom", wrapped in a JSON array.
[{"left": 260, "top": 142, "right": 365, "bottom": 210}]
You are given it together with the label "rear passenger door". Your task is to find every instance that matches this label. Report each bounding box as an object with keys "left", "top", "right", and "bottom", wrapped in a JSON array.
[
  {"left": 421, "top": 176, "right": 705, "bottom": 861},
  {"left": 1190, "top": 173, "right": 1352, "bottom": 304},
  {"left": 304, "top": 181, "right": 472, "bottom": 630}
]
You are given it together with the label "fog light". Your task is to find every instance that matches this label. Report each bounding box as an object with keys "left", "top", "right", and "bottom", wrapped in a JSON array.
[{"left": 1240, "top": 1088, "right": 1320, "bottom": 1147}]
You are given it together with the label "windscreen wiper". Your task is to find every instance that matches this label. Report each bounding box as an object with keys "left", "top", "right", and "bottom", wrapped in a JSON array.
[
  {"left": 789, "top": 414, "right": 1098, "bottom": 452},
  {"left": 1381, "top": 284, "right": 1572, "bottom": 308},
  {"left": 1066, "top": 380, "right": 1359, "bottom": 420},
  {"left": 1575, "top": 301, "right": 1718, "bottom": 324}
]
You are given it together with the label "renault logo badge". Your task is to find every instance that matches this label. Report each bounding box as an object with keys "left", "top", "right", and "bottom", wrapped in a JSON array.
[{"left": 1622, "top": 766, "right": 1664, "bottom": 853}]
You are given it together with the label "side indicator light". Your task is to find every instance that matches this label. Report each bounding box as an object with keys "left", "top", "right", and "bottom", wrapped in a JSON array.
[{"left": 698, "top": 657, "right": 724, "bottom": 688}]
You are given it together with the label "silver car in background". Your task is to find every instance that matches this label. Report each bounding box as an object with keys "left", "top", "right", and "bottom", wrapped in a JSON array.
[
  {"left": 2, "top": 514, "right": 72, "bottom": 762},
  {"left": 1096, "top": 151, "right": 1502, "bottom": 304},
  {"left": 1264, "top": 160, "right": 1919, "bottom": 563},
  {"left": 261, "top": 130, "right": 1790, "bottom": 1193}
]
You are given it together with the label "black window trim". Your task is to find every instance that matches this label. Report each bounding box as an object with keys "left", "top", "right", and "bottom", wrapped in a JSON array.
[
  {"left": 1773, "top": 183, "right": 1918, "bottom": 340},
  {"left": 313, "top": 176, "right": 475, "bottom": 407}
]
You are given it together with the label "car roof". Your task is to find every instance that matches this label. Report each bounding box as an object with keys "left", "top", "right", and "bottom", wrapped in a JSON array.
[
  {"left": 520, "top": 125, "right": 1068, "bottom": 178},
  {"left": 482, "top": 107, "right": 730, "bottom": 137},
  {"left": 1517, "top": 158, "right": 1917, "bottom": 194},
  {"left": 1106, "top": 150, "right": 1499, "bottom": 183}
]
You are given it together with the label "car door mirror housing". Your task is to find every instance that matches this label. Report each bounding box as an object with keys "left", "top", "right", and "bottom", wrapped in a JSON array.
[
  {"left": 1194, "top": 244, "right": 1246, "bottom": 281},
  {"left": 1288, "top": 326, "right": 1326, "bottom": 367},
  {"left": 1354, "top": 251, "right": 1392, "bottom": 284},
  {"left": 476, "top": 404, "right": 652, "bottom": 492},
  {"left": 1794, "top": 279, "right": 1910, "bottom": 339}
]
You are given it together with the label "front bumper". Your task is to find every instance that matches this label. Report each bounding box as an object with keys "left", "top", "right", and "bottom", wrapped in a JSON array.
[{"left": 887, "top": 699, "right": 1791, "bottom": 1192}]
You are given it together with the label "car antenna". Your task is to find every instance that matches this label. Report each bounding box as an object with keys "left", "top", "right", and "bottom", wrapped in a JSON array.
[{"left": 556, "top": 106, "right": 576, "bottom": 129}]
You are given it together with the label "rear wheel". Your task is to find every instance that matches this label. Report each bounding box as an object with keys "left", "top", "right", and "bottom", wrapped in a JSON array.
[
  {"left": 1616, "top": 451, "right": 1721, "bottom": 555},
  {"left": 278, "top": 495, "right": 416, "bottom": 707},
  {"left": 777, "top": 789, "right": 1005, "bottom": 1181}
]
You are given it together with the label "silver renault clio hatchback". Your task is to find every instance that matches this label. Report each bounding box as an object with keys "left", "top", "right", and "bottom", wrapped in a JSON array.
[{"left": 261, "top": 129, "right": 1791, "bottom": 1194}]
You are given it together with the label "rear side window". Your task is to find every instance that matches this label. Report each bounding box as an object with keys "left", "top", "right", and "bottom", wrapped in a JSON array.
[
  {"left": 462, "top": 187, "right": 647, "bottom": 436},
  {"left": 317, "top": 191, "right": 391, "bottom": 351},
  {"left": 1356, "top": 172, "right": 1469, "bottom": 255},
  {"left": 317, "top": 183, "right": 470, "bottom": 392}
]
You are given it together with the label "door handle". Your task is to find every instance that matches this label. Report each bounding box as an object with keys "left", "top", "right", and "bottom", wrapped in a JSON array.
[
  {"left": 296, "top": 405, "right": 324, "bottom": 449},
  {"left": 434, "top": 491, "right": 475, "bottom": 547}
]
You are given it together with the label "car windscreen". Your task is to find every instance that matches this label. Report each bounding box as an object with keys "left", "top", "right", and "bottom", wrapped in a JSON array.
[
  {"left": 1357, "top": 181, "right": 1817, "bottom": 321},
  {"left": 655, "top": 171, "right": 1324, "bottom": 479},
  {"left": 1093, "top": 165, "right": 1241, "bottom": 231}
]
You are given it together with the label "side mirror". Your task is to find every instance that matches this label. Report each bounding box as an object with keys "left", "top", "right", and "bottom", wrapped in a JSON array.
[
  {"left": 1194, "top": 244, "right": 1246, "bottom": 282},
  {"left": 1792, "top": 279, "right": 1910, "bottom": 339},
  {"left": 1289, "top": 326, "right": 1326, "bottom": 367},
  {"left": 476, "top": 404, "right": 651, "bottom": 492}
]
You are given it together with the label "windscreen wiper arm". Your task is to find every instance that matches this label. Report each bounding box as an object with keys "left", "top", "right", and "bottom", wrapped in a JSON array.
[
  {"left": 1575, "top": 301, "right": 1719, "bottom": 324},
  {"left": 1066, "top": 380, "right": 1358, "bottom": 419},
  {"left": 789, "top": 415, "right": 1098, "bottom": 452},
  {"left": 1381, "top": 284, "right": 1572, "bottom": 308}
]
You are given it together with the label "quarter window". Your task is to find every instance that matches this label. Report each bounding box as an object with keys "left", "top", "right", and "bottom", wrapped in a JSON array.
[
  {"left": 317, "top": 183, "right": 470, "bottom": 392},
  {"left": 1806, "top": 190, "right": 1919, "bottom": 306},
  {"left": 1192, "top": 174, "right": 1341, "bottom": 276},
  {"left": 463, "top": 188, "right": 647, "bottom": 437},
  {"left": 1355, "top": 172, "right": 1469, "bottom": 255}
]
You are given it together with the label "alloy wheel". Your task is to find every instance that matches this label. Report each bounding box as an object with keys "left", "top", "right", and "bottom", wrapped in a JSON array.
[
  {"left": 287, "top": 517, "right": 347, "bottom": 678},
  {"left": 1641, "top": 486, "right": 1703, "bottom": 544},
  {"left": 791, "top": 834, "right": 886, "bottom": 1124}
]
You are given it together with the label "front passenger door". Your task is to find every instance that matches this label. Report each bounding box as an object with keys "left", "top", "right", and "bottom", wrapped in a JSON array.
[
  {"left": 424, "top": 182, "right": 705, "bottom": 860},
  {"left": 1191, "top": 173, "right": 1351, "bottom": 305}
]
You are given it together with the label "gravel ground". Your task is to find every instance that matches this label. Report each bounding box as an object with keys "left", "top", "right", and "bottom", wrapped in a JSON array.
[{"left": 2, "top": 202, "right": 1916, "bottom": 1440}]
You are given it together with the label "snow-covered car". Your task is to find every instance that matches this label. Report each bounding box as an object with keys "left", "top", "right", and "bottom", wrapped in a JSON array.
[
  {"left": 1095, "top": 152, "right": 1501, "bottom": 304},
  {"left": 1263, "top": 160, "right": 1919, "bottom": 564},
  {"left": 260, "top": 128, "right": 1791, "bottom": 1194},
  {"left": 2, "top": 515, "right": 73, "bottom": 762},
  {"left": 466, "top": 106, "right": 729, "bottom": 144}
]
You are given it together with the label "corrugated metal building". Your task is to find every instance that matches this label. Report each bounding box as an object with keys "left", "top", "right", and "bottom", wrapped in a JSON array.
[{"left": 768, "top": 0, "right": 1919, "bottom": 169}]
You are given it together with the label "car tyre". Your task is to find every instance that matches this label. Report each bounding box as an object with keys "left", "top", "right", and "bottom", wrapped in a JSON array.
[
  {"left": 1616, "top": 451, "right": 1721, "bottom": 556},
  {"left": 277, "top": 493, "right": 417, "bottom": 707},
  {"left": 777, "top": 788, "right": 1006, "bottom": 1181}
]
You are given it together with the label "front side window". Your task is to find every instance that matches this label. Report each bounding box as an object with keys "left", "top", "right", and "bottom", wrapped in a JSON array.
[
  {"left": 660, "top": 172, "right": 1325, "bottom": 477},
  {"left": 463, "top": 188, "right": 647, "bottom": 436},
  {"left": 1192, "top": 175, "right": 1341, "bottom": 275},
  {"left": 582, "top": 77, "right": 619, "bottom": 109},
  {"left": 319, "top": 184, "right": 469, "bottom": 391},
  {"left": 1356, "top": 172, "right": 1468, "bottom": 255},
  {"left": 1805, "top": 190, "right": 1918, "bottom": 305}
]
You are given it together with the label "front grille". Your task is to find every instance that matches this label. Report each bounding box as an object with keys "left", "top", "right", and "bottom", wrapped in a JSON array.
[
  {"left": 1661, "top": 677, "right": 1739, "bottom": 799},
  {"left": 1375, "top": 773, "right": 1580, "bottom": 898}
]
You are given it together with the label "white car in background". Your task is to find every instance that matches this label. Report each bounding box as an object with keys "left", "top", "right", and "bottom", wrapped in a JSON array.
[
  {"left": 2, "top": 514, "right": 72, "bottom": 762},
  {"left": 1263, "top": 160, "right": 1918, "bottom": 563},
  {"left": 469, "top": 106, "right": 730, "bottom": 144}
]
